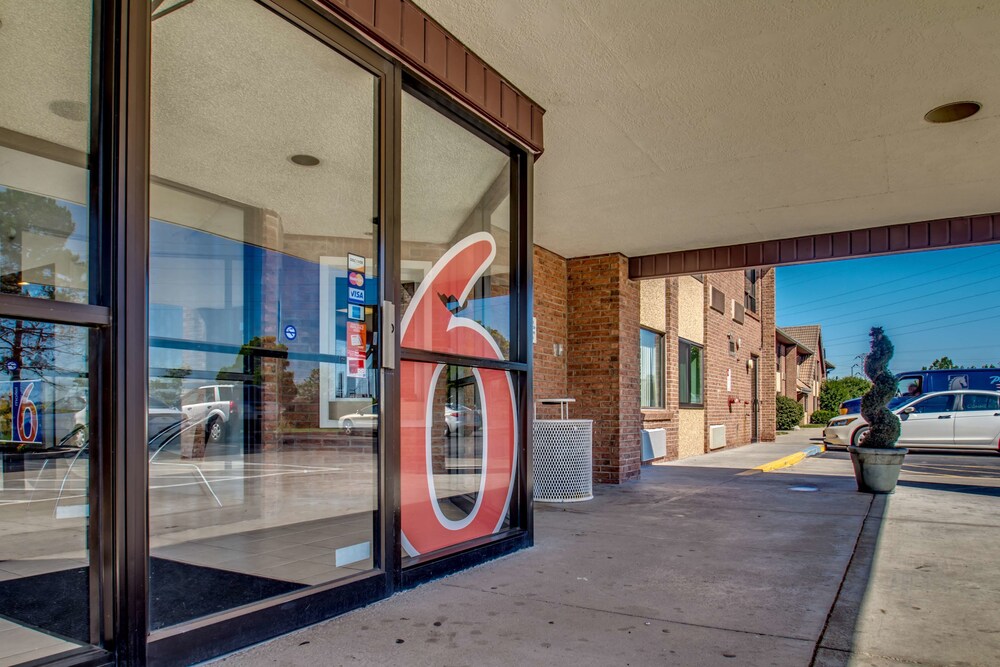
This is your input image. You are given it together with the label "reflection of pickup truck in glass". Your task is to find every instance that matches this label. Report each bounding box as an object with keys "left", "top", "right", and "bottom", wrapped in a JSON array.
[{"left": 181, "top": 385, "right": 239, "bottom": 443}]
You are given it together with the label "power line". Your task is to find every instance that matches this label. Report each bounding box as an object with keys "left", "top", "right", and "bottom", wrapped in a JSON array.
[
  {"left": 825, "top": 309, "right": 1000, "bottom": 346},
  {"left": 776, "top": 247, "right": 1000, "bottom": 316},
  {"left": 779, "top": 274, "right": 999, "bottom": 328}
]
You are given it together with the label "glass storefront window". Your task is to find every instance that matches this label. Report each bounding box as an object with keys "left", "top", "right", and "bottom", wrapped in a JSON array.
[
  {"left": 0, "top": 320, "right": 91, "bottom": 661},
  {"left": 0, "top": 1, "right": 92, "bottom": 304},
  {"left": 401, "top": 92, "right": 512, "bottom": 360},
  {"left": 148, "top": 0, "right": 379, "bottom": 628}
]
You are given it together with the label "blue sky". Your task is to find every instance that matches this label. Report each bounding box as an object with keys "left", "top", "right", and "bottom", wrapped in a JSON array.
[{"left": 775, "top": 245, "right": 1000, "bottom": 377}]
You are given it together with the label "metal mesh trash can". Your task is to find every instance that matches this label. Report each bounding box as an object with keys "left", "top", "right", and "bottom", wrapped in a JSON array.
[{"left": 532, "top": 419, "right": 593, "bottom": 502}]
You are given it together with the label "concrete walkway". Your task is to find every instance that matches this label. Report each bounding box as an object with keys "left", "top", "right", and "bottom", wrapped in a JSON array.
[{"left": 211, "top": 436, "right": 999, "bottom": 667}]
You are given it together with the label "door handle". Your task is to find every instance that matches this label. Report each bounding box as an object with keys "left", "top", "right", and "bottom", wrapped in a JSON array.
[
  {"left": 937, "top": 415, "right": 951, "bottom": 419},
  {"left": 381, "top": 300, "right": 396, "bottom": 370}
]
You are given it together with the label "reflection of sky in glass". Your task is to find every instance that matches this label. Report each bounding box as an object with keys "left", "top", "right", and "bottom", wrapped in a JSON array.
[
  {"left": 0, "top": 185, "right": 90, "bottom": 301},
  {"left": 453, "top": 295, "right": 509, "bottom": 347}
]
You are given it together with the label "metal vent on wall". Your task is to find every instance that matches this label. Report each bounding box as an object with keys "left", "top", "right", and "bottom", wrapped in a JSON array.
[
  {"left": 709, "top": 424, "right": 726, "bottom": 450},
  {"left": 732, "top": 302, "right": 745, "bottom": 324},
  {"left": 710, "top": 287, "right": 725, "bottom": 313}
]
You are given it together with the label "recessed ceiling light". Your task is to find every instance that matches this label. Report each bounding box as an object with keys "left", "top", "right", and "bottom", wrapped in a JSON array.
[
  {"left": 49, "top": 100, "right": 87, "bottom": 122},
  {"left": 289, "top": 154, "right": 321, "bottom": 167},
  {"left": 924, "top": 101, "right": 981, "bottom": 124}
]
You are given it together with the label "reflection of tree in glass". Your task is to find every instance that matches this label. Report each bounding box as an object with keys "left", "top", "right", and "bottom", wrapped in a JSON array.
[
  {"left": 0, "top": 320, "right": 88, "bottom": 446},
  {"left": 217, "top": 336, "right": 299, "bottom": 426},
  {"left": 0, "top": 394, "right": 11, "bottom": 440},
  {"left": 0, "top": 187, "right": 86, "bottom": 301},
  {"left": 484, "top": 325, "right": 509, "bottom": 358},
  {"left": 150, "top": 366, "right": 192, "bottom": 407}
]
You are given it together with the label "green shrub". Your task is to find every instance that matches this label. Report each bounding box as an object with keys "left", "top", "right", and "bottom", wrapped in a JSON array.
[
  {"left": 776, "top": 394, "right": 804, "bottom": 431},
  {"left": 810, "top": 409, "right": 837, "bottom": 425},
  {"left": 818, "top": 376, "right": 871, "bottom": 413}
]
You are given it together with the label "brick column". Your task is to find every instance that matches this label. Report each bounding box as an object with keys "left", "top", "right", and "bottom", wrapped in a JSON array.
[
  {"left": 784, "top": 346, "right": 798, "bottom": 399},
  {"left": 533, "top": 246, "right": 568, "bottom": 418},
  {"left": 758, "top": 268, "right": 777, "bottom": 441},
  {"left": 567, "top": 254, "right": 641, "bottom": 484}
]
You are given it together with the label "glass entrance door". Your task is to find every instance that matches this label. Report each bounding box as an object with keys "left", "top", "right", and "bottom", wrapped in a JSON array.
[{"left": 147, "top": 0, "right": 383, "bottom": 631}]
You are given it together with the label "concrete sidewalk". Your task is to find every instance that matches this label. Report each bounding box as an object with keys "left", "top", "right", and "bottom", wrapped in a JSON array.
[{"left": 211, "top": 438, "right": 998, "bottom": 667}]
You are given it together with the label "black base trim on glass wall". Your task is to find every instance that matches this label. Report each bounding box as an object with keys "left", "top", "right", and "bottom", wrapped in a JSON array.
[
  {"left": 145, "top": 572, "right": 387, "bottom": 667},
  {"left": 0, "top": 560, "right": 304, "bottom": 645},
  {"left": 400, "top": 532, "right": 530, "bottom": 590}
]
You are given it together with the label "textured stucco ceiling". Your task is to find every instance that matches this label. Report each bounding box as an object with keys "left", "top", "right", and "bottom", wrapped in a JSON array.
[
  {"left": 417, "top": 0, "right": 1000, "bottom": 258},
  {"left": 2, "top": 0, "right": 505, "bottom": 245}
]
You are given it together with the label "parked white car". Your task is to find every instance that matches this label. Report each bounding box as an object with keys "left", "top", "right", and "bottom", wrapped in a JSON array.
[
  {"left": 181, "top": 385, "right": 239, "bottom": 443},
  {"left": 824, "top": 390, "right": 1000, "bottom": 450},
  {"left": 339, "top": 404, "right": 379, "bottom": 435}
]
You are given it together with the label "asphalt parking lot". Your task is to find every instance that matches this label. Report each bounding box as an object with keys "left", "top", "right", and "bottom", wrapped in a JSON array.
[{"left": 819, "top": 448, "right": 1000, "bottom": 495}]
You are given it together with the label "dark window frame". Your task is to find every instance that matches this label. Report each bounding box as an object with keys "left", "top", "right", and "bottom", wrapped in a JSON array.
[
  {"left": 744, "top": 269, "right": 758, "bottom": 313},
  {"left": 679, "top": 338, "right": 704, "bottom": 408},
  {"left": 639, "top": 327, "right": 665, "bottom": 409}
]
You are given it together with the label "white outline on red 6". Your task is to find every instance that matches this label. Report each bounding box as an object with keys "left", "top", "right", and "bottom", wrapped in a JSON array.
[{"left": 399, "top": 232, "right": 517, "bottom": 556}]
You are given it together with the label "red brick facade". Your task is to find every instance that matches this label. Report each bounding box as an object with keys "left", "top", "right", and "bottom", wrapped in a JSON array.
[
  {"left": 701, "top": 271, "right": 774, "bottom": 450},
  {"left": 565, "top": 254, "right": 641, "bottom": 483},
  {"left": 533, "top": 246, "right": 568, "bottom": 412},
  {"left": 533, "top": 245, "right": 776, "bottom": 483}
]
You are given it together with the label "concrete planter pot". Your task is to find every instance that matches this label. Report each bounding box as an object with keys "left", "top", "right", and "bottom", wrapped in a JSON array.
[{"left": 847, "top": 446, "right": 908, "bottom": 494}]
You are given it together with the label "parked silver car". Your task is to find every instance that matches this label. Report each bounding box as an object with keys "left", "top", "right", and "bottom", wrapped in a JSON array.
[
  {"left": 824, "top": 390, "right": 1000, "bottom": 450},
  {"left": 181, "top": 384, "right": 239, "bottom": 443}
]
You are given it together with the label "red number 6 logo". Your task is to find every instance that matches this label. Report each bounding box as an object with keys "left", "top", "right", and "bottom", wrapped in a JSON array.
[
  {"left": 16, "top": 382, "right": 39, "bottom": 443},
  {"left": 400, "top": 232, "right": 517, "bottom": 556}
]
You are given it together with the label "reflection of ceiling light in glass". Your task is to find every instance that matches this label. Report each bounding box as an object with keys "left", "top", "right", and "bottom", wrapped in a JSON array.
[
  {"left": 49, "top": 100, "right": 87, "bottom": 122},
  {"left": 17, "top": 281, "right": 30, "bottom": 286},
  {"left": 290, "top": 154, "right": 321, "bottom": 167},
  {"left": 924, "top": 101, "right": 981, "bottom": 123}
]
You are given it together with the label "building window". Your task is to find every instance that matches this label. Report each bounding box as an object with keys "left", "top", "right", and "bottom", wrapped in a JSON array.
[
  {"left": 744, "top": 269, "right": 758, "bottom": 313},
  {"left": 679, "top": 338, "right": 704, "bottom": 406},
  {"left": 640, "top": 328, "right": 664, "bottom": 408}
]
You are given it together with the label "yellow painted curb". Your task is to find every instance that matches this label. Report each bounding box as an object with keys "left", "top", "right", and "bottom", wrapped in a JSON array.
[{"left": 749, "top": 444, "right": 827, "bottom": 473}]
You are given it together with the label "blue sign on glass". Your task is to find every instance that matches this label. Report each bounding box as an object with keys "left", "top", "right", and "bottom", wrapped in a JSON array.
[
  {"left": 347, "top": 304, "right": 365, "bottom": 321},
  {"left": 4, "top": 360, "right": 18, "bottom": 373},
  {"left": 284, "top": 325, "right": 297, "bottom": 341},
  {"left": 347, "top": 286, "right": 365, "bottom": 304}
]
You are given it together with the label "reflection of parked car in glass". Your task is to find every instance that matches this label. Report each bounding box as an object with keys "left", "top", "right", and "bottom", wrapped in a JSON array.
[
  {"left": 339, "top": 404, "right": 378, "bottom": 435},
  {"left": 181, "top": 385, "right": 238, "bottom": 443},
  {"left": 825, "top": 390, "right": 1000, "bottom": 450},
  {"left": 445, "top": 404, "right": 481, "bottom": 437},
  {"left": 75, "top": 395, "right": 186, "bottom": 448}
]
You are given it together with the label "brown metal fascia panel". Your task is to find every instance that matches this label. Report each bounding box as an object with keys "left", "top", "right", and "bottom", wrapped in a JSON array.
[
  {"left": 315, "top": 0, "right": 545, "bottom": 154},
  {"left": 628, "top": 214, "right": 1000, "bottom": 279}
]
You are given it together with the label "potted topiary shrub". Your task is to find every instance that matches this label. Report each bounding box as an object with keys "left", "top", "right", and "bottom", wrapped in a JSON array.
[{"left": 848, "top": 327, "right": 907, "bottom": 493}]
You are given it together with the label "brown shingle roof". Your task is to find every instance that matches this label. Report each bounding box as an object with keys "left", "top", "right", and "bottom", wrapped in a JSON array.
[{"left": 781, "top": 324, "right": 827, "bottom": 382}]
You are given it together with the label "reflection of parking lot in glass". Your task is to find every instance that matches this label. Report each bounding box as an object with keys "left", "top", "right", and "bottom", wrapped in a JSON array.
[{"left": 148, "top": 427, "right": 376, "bottom": 586}]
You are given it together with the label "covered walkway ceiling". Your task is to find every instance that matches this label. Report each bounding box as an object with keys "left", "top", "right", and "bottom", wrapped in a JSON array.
[{"left": 417, "top": 0, "right": 1000, "bottom": 260}]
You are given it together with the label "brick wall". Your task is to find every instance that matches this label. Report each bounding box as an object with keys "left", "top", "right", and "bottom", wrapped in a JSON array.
[
  {"left": 566, "top": 253, "right": 641, "bottom": 484},
  {"left": 533, "top": 246, "right": 568, "bottom": 418},
  {"left": 639, "top": 279, "right": 679, "bottom": 461},
  {"left": 703, "top": 271, "right": 766, "bottom": 449}
]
